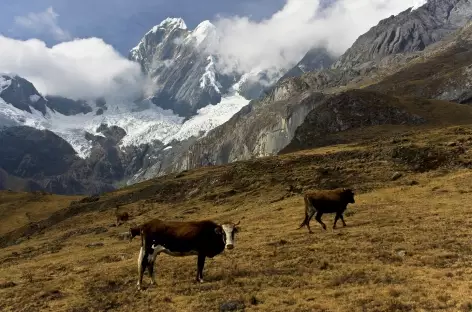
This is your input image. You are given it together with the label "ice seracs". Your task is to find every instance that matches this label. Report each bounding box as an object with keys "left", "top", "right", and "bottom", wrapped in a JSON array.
[{"left": 200, "top": 55, "right": 222, "bottom": 93}]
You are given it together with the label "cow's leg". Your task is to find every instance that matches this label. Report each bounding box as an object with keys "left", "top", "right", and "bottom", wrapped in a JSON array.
[
  {"left": 137, "top": 246, "right": 147, "bottom": 290},
  {"left": 196, "top": 254, "right": 206, "bottom": 283},
  {"left": 148, "top": 245, "right": 166, "bottom": 285},
  {"left": 333, "top": 212, "right": 341, "bottom": 229},
  {"left": 315, "top": 212, "right": 327, "bottom": 230},
  {"left": 340, "top": 213, "right": 347, "bottom": 227},
  {"left": 305, "top": 211, "right": 316, "bottom": 234},
  {"left": 147, "top": 255, "right": 155, "bottom": 285}
]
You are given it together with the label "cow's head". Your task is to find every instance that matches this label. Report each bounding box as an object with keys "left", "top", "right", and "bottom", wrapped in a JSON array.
[
  {"left": 341, "top": 188, "right": 355, "bottom": 204},
  {"left": 128, "top": 226, "right": 141, "bottom": 243},
  {"left": 215, "top": 221, "right": 240, "bottom": 250}
]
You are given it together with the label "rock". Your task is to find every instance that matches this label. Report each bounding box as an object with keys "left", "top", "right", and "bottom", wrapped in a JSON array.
[
  {"left": 79, "top": 195, "right": 100, "bottom": 204},
  {"left": 44, "top": 96, "right": 93, "bottom": 116},
  {"left": 0, "top": 75, "right": 47, "bottom": 115},
  {"left": 275, "top": 46, "right": 336, "bottom": 83},
  {"left": 220, "top": 300, "right": 245, "bottom": 312},
  {"left": 391, "top": 172, "right": 403, "bottom": 181},
  {"left": 86, "top": 242, "right": 104, "bottom": 248},
  {"left": 397, "top": 250, "right": 407, "bottom": 257},
  {"left": 409, "top": 180, "right": 419, "bottom": 186}
]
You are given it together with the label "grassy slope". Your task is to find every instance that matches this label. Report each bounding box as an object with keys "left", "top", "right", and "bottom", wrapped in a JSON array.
[{"left": 2, "top": 125, "right": 472, "bottom": 311}]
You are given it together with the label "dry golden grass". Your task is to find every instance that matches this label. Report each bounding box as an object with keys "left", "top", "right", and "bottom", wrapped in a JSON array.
[{"left": 2, "top": 126, "right": 472, "bottom": 311}]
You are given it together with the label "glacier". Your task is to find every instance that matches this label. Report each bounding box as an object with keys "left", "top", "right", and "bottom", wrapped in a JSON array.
[{"left": 0, "top": 87, "right": 249, "bottom": 159}]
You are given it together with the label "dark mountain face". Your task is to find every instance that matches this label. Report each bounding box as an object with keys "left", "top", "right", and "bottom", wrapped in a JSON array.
[
  {"left": 0, "top": 127, "right": 79, "bottom": 178},
  {"left": 0, "top": 75, "right": 48, "bottom": 115},
  {"left": 44, "top": 96, "right": 93, "bottom": 116},
  {"left": 0, "top": 75, "right": 101, "bottom": 118},
  {"left": 279, "top": 47, "right": 336, "bottom": 81}
]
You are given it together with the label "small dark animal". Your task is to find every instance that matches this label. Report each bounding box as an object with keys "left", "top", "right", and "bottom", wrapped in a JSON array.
[
  {"left": 115, "top": 205, "right": 130, "bottom": 225},
  {"left": 298, "top": 188, "right": 355, "bottom": 233},
  {"left": 129, "top": 218, "right": 240, "bottom": 290}
]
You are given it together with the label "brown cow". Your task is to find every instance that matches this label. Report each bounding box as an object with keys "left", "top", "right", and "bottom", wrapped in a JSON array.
[
  {"left": 114, "top": 205, "right": 130, "bottom": 225},
  {"left": 298, "top": 188, "right": 355, "bottom": 233},
  {"left": 130, "top": 218, "right": 240, "bottom": 290}
]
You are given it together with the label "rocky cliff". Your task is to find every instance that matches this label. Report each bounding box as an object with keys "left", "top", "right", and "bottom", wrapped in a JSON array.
[{"left": 333, "top": 0, "right": 471, "bottom": 70}]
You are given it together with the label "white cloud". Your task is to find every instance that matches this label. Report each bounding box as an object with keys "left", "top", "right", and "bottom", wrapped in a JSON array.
[
  {"left": 208, "top": 0, "right": 426, "bottom": 75},
  {"left": 14, "top": 7, "right": 71, "bottom": 41},
  {"left": 0, "top": 36, "right": 146, "bottom": 101}
]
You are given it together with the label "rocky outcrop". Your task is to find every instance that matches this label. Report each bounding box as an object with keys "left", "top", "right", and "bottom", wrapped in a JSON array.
[
  {"left": 281, "top": 90, "right": 426, "bottom": 153},
  {"left": 0, "top": 75, "right": 48, "bottom": 115},
  {"left": 45, "top": 96, "right": 93, "bottom": 116},
  {"left": 0, "top": 125, "right": 129, "bottom": 194},
  {"left": 333, "top": 0, "right": 471, "bottom": 70},
  {"left": 279, "top": 47, "right": 336, "bottom": 81},
  {"left": 162, "top": 86, "right": 327, "bottom": 174},
  {"left": 0, "top": 126, "right": 79, "bottom": 178},
  {"left": 367, "top": 22, "right": 472, "bottom": 103}
]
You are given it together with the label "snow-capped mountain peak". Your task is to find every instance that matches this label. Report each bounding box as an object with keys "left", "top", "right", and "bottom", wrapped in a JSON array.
[
  {"left": 154, "top": 17, "right": 188, "bottom": 32},
  {"left": 191, "top": 20, "right": 217, "bottom": 47},
  {"left": 129, "top": 17, "right": 189, "bottom": 61}
]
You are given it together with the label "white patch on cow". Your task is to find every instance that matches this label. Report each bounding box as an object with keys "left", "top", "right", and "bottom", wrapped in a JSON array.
[
  {"left": 137, "top": 246, "right": 144, "bottom": 288},
  {"left": 222, "top": 224, "right": 235, "bottom": 249},
  {"left": 137, "top": 247, "right": 144, "bottom": 267}
]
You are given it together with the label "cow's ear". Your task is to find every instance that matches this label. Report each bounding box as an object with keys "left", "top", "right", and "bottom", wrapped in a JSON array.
[
  {"left": 233, "top": 226, "right": 240, "bottom": 233},
  {"left": 215, "top": 227, "right": 223, "bottom": 235}
]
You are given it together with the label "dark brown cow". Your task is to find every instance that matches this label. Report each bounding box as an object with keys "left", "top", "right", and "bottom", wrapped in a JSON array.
[
  {"left": 115, "top": 205, "right": 130, "bottom": 225},
  {"left": 129, "top": 218, "right": 240, "bottom": 290},
  {"left": 298, "top": 188, "right": 355, "bottom": 233}
]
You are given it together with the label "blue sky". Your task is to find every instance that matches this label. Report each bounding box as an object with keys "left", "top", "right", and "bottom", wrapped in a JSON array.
[{"left": 1, "top": 0, "right": 286, "bottom": 55}]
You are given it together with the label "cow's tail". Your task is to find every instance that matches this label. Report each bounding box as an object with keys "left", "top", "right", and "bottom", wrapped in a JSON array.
[{"left": 298, "top": 196, "right": 311, "bottom": 229}]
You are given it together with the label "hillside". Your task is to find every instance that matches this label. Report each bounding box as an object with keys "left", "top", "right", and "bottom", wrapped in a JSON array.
[
  {"left": 281, "top": 89, "right": 472, "bottom": 154},
  {"left": 2, "top": 123, "right": 472, "bottom": 311}
]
